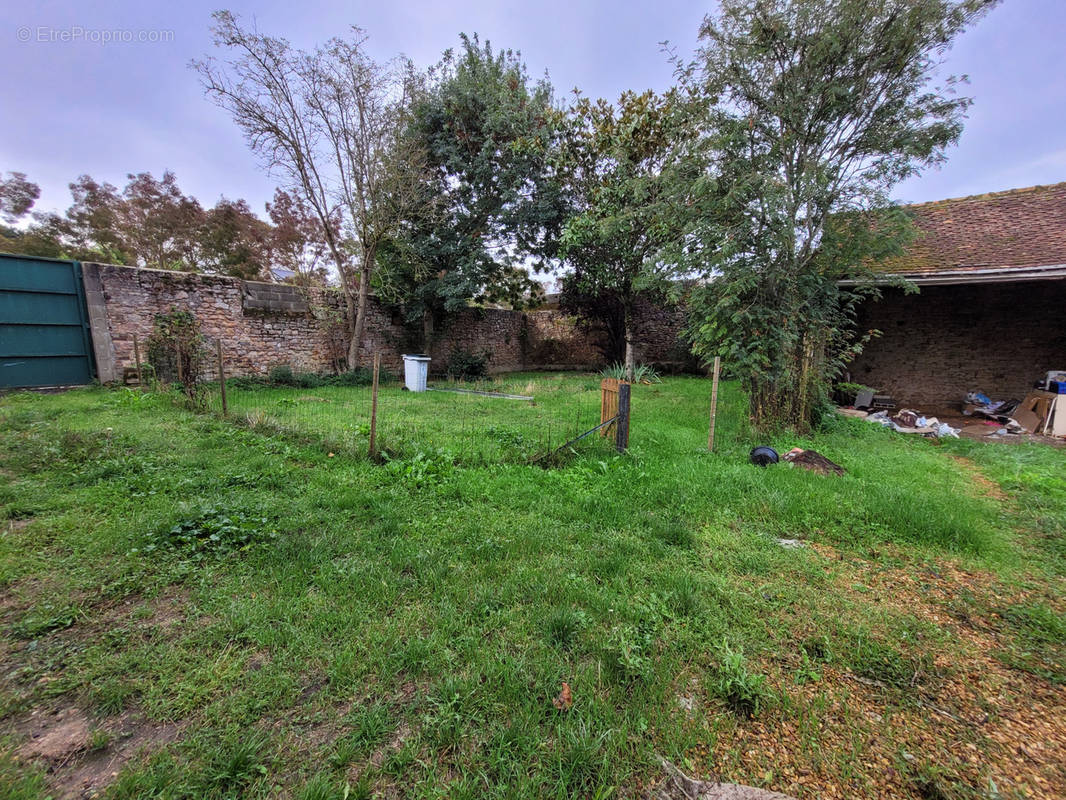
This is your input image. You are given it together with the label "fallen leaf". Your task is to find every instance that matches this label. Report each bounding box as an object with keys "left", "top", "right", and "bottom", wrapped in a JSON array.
[{"left": 553, "top": 681, "right": 573, "bottom": 710}]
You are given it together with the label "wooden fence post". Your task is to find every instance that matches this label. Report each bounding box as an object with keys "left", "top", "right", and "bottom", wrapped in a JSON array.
[
  {"left": 369, "top": 352, "right": 380, "bottom": 461},
  {"left": 615, "top": 382, "right": 631, "bottom": 452},
  {"left": 217, "top": 339, "right": 228, "bottom": 417},
  {"left": 132, "top": 334, "right": 143, "bottom": 388},
  {"left": 708, "top": 356, "right": 721, "bottom": 452}
]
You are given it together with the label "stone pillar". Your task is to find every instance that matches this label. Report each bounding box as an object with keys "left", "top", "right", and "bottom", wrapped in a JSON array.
[{"left": 81, "top": 262, "right": 118, "bottom": 383}]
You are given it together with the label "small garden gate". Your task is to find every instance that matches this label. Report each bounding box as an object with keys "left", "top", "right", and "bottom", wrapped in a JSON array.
[{"left": 600, "top": 378, "right": 630, "bottom": 451}]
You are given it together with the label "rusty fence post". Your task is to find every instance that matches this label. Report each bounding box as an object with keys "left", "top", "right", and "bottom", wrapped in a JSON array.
[
  {"left": 369, "top": 353, "right": 380, "bottom": 461},
  {"left": 217, "top": 339, "right": 228, "bottom": 417},
  {"left": 615, "top": 381, "right": 631, "bottom": 452}
]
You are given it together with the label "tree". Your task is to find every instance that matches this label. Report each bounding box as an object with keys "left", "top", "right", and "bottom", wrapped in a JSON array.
[
  {"left": 201, "top": 197, "right": 273, "bottom": 280},
  {"left": 555, "top": 90, "right": 704, "bottom": 380},
  {"left": 56, "top": 172, "right": 205, "bottom": 269},
  {"left": 119, "top": 171, "right": 205, "bottom": 271},
  {"left": 684, "top": 0, "right": 998, "bottom": 430},
  {"left": 0, "top": 172, "right": 40, "bottom": 224},
  {"left": 266, "top": 189, "right": 331, "bottom": 286},
  {"left": 196, "top": 12, "right": 431, "bottom": 367},
  {"left": 61, "top": 175, "right": 131, "bottom": 263},
  {"left": 382, "top": 35, "right": 563, "bottom": 347},
  {"left": 0, "top": 171, "right": 59, "bottom": 256}
]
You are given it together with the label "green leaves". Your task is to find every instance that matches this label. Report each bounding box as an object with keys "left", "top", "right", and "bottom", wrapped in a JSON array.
[
  {"left": 133, "top": 505, "right": 278, "bottom": 561},
  {"left": 382, "top": 34, "right": 560, "bottom": 333},
  {"left": 685, "top": 0, "right": 996, "bottom": 429}
]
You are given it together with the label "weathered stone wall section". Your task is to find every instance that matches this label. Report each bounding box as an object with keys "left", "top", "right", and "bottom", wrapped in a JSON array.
[
  {"left": 633, "top": 299, "right": 694, "bottom": 370},
  {"left": 848, "top": 280, "right": 1066, "bottom": 408},
  {"left": 91, "top": 263, "right": 336, "bottom": 377},
  {"left": 86, "top": 262, "right": 690, "bottom": 380},
  {"left": 524, "top": 311, "right": 605, "bottom": 368}
]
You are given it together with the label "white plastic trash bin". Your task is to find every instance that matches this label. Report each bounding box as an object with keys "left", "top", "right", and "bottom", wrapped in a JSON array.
[{"left": 402, "top": 354, "right": 431, "bottom": 392}]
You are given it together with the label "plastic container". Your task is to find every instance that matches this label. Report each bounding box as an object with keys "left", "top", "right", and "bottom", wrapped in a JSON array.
[{"left": 402, "top": 354, "right": 431, "bottom": 392}]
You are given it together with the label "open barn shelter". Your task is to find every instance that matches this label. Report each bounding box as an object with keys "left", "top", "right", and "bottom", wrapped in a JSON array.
[{"left": 847, "top": 182, "right": 1066, "bottom": 411}]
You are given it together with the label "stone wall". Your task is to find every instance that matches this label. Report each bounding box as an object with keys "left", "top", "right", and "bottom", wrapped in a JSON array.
[
  {"left": 84, "top": 262, "right": 689, "bottom": 382},
  {"left": 847, "top": 279, "right": 1066, "bottom": 409},
  {"left": 85, "top": 263, "right": 346, "bottom": 381}
]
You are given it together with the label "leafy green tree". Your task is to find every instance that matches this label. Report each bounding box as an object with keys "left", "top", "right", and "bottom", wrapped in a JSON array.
[
  {"left": 120, "top": 171, "right": 205, "bottom": 271},
  {"left": 555, "top": 90, "right": 705, "bottom": 380},
  {"left": 380, "top": 35, "right": 563, "bottom": 347},
  {"left": 684, "top": 0, "right": 998, "bottom": 430}
]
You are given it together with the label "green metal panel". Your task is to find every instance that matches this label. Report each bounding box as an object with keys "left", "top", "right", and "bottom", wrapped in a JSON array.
[{"left": 0, "top": 253, "right": 95, "bottom": 388}]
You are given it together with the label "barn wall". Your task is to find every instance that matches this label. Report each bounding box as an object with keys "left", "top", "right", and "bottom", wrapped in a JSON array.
[{"left": 847, "top": 279, "right": 1066, "bottom": 409}]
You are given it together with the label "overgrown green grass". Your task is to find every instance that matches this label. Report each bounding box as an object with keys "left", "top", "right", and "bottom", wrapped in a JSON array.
[
  {"left": 187, "top": 374, "right": 612, "bottom": 465},
  {"left": 0, "top": 375, "right": 1062, "bottom": 799}
]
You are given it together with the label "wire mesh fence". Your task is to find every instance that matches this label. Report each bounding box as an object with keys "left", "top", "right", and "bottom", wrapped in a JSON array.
[{"left": 143, "top": 340, "right": 620, "bottom": 466}]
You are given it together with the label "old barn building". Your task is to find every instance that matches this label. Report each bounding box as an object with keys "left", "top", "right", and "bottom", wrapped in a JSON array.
[{"left": 847, "top": 182, "right": 1066, "bottom": 410}]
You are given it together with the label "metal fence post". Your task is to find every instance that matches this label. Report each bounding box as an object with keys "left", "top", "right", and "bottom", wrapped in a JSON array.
[{"left": 615, "top": 382, "right": 630, "bottom": 452}]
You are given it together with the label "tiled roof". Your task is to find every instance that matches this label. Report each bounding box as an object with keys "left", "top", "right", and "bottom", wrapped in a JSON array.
[{"left": 879, "top": 181, "right": 1066, "bottom": 274}]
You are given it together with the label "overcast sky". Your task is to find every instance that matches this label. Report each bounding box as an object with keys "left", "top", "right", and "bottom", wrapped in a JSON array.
[{"left": 2, "top": 0, "right": 1064, "bottom": 218}]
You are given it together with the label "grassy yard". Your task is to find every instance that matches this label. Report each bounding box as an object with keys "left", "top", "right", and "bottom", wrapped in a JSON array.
[
  {"left": 198, "top": 374, "right": 613, "bottom": 465},
  {"left": 0, "top": 374, "right": 1063, "bottom": 799}
]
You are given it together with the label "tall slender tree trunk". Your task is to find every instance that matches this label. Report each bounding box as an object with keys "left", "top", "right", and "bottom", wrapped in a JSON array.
[
  {"left": 623, "top": 304, "right": 636, "bottom": 383},
  {"left": 347, "top": 242, "right": 376, "bottom": 368}
]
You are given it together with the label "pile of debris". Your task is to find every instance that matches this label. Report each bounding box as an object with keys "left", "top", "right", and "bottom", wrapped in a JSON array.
[
  {"left": 962, "top": 379, "right": 1064, "bottom": 437},
  {"left": 866, "top": 408, "right": 960, "bottom": 438},
  {"left": 836, "top": 407, "right": 961, "bottom": 438},
  {"left": 836, "top": 371, "right": 1066, "bottom": 440},
  {"left": 749, "top": 446, "right": 845, "bottom": 475}
]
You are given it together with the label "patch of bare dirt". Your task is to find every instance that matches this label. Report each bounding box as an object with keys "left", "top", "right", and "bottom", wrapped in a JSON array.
[
  {"left": 687, "top": 546, "right": 1066, "bottom": 799},
  {"left": 946, "top": 455, "right": 1009, "bottom": 501},
  {"left": 12, "top": 704, "right": 184, "bottom": 800}
]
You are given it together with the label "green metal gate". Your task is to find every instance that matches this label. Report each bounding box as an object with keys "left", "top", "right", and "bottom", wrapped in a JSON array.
[{"left": 0, "top": 253, "right": 95, "bottom": 388}]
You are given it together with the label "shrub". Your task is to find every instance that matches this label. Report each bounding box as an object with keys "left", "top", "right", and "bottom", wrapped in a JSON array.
[
  {"left": 267, "top": 365, "right": 392, "bottom": 388},
  {"left": 599, "top": 362, "right": 662, "bottom": 384},
  {"left": 446, "top": 348, "right": 490, "bottom": 381},
  {"left": 268, "top": 365, "right": 296, "bottom": 385},
  {"left": 145, "top": 308, "right": 207, "bottom": 402},
  {"left": 332, "top": 367, "right": 374, "bottom": 386}
]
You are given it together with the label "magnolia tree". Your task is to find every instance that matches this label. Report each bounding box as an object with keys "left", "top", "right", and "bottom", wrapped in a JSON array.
[
  {"left": 683, "top": 0, "right": 998, "bottom": 430},
  {"left": 196, "top": 12, "right": 431, "bottom": 367}
]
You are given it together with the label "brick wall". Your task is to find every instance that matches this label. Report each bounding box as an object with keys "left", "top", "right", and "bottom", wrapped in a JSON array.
[
  {"left": 847, "top": 279, "right": 1066, "bottom": 409},
  {"left": 85, "top": 262, "right": 689, "bottom": 381}
]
